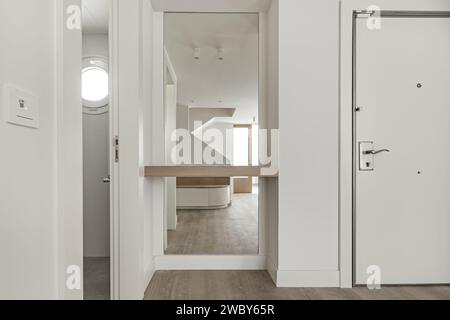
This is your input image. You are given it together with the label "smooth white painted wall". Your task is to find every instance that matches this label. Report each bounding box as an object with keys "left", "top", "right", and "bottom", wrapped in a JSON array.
[
  {"left": 163, "top": 46, "right": 178, "bottom": 234},
  {"left": 266, "top": 0, "right": 279, "bottom": 281},
  {"left": 56, "top": 0, "right": 84, "bottom": 300},
  {"left": 277, "top": 0, "right": 340, "bottom": 283},
  {"left": 83, "top": 34, "right": 109, "bottom": 57},
  {"left": 0, "top": 0, "right": 58, "bottom": 300},
  {"left": 82, "top": 34, "right": 110, "bottom": 258},
  {"left": 0, "top": 0, "right": 83, "bottom": 299},
  {"left": 165, "top": 84, "right": 177, "bottom": 231},
  {"left": 142, "top": 0, "right": 156, "bottom": 292},
  {"left": 176, "top": 105, "right": 189, "bottom": 130},
  {"left": 151, "top": 11, "right": 167, "bottom": 257}
]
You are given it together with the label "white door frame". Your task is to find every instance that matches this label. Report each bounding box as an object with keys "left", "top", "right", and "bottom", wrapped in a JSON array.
[
  {"left": 151, "top": 10, "right": 269, "bottom": 270},
  {"left": 109, "top": 0, "right": 151, "bottom": 300},
  {"left": 109, "top": 0, "right": 120, "bottom": 300},
  {"left": 56, "top": 0, "right": 84, "bottom": 300},
  {"left": 339, "top": 0, "right": 450, "bottom": 288}
]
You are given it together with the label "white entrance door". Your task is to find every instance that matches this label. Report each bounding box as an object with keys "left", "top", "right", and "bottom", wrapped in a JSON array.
[{"left": 355, "top": 15, "right": 450, "bottom": 285}]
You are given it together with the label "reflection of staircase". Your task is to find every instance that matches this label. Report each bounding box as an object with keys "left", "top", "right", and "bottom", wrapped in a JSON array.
[
  {"left": 189, "top": 107, "right": 235, "bottom": 133},
  {"left": 189, "top": 107, "right": 236, "bottom": 164},
  {"left": 191, "top": 134, "right": 231, "bottom": 165}
]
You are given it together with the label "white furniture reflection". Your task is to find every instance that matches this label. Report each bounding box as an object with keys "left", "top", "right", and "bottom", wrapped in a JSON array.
[{"left": 177, "top": 185, "right": 231, "bottom": 210}]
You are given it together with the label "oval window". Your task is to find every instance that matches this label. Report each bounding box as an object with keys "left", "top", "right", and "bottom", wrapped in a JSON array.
[{"left": 82, "top": 56, "right": 109, "bottom": 114}]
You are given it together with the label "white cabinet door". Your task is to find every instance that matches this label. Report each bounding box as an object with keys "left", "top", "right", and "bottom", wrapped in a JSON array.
[{"left": 355, "top": 16, "right": 450, "bottom": 285}]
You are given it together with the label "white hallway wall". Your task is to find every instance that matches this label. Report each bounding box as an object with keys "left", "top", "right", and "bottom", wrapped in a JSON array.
[
  {"left": 82, "top": 34, "right": 110, "bottom": 257},
  {"left": 0, "top": 0, "right": 83, "bottom": 299},
  {"left": 276, "top": 0, "right": 450, "bottom": 288},
  {"left": 266, "top": 0, "right": 279, "bottom": 283},
  {"left": 276, "top": 0, "right": 340, "bottom": 286},
  {"left": 142, "top": 0, "right": 155, "bottom": 291},
  {"left": 0, "top": 0, "right": 59, "bottom": 299}
]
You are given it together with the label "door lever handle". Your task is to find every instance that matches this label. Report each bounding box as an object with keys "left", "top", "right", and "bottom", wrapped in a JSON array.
[
  {"left": 103, "top": 176, "right": 111, "bottom": 183},
  {"left": 363, "top": 149, "right": 390, "bottom": 155}
]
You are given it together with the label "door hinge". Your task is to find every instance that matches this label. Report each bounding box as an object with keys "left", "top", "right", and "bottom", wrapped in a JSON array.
[{"left": 114, "top": 136, "right": 119, "bottom": 163}]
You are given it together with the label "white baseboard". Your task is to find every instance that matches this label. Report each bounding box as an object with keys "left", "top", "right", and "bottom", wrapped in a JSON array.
[
  {"left": 155, "top": 255, "right": 267, "bottom": 270},
  {"left": 266, "top": 260, "right": 278, "bottom": 284},
  {"left": 276, "top": 270, "right": 340, "bottom": 288}
]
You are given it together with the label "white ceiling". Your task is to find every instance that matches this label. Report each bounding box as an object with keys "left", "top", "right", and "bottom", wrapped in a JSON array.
[
  {"left": 152, "top": 0, "right": 272, "bottom": 13},
  {"left": 82, "top": 0, "right": 109, "bottom": 34},
  {"left": 165, "top": 13, "right": 259, "bottom": 124}
]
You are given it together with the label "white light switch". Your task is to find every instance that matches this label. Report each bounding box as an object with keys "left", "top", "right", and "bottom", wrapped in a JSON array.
[{"left": 3, "top": 84, "right": 39, "bottom": 129}]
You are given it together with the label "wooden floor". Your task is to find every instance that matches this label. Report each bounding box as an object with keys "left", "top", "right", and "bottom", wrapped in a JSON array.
[
  {"left": 145, "top": 271, "right": 450, "bottom": 300},
  {"left": 166, "top": 193, "right": 258, "bottom": 255}
]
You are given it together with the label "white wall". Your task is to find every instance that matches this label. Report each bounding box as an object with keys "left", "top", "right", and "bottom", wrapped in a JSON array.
[
  {"left": 142, "top": 0, "right": 156, "bottom": 293},
  {"left": 113, "top": 0, "right": 155, "bottom": 299},
  {"left": 57, "top": 0, "right": 84, "bottom": 299},
  {"left": 265, "top": 0, "right": 279, "bottom": 283},
  {"left": 0, "top": 0, "right": 82, "bottom": 299},
  {"left": 277, "top": 0, "right": 340, "bottom": 287},
  {"left": 82, "top": 34, "right": 110, "bottom": 257},
  {"left": 83, "top": 34, "right": 109, "bottom": 57},
  {"left": 176, "top": 104, "right": 189, "bottom": 130},
  {"left": 164, "top": 50, "right": 178, "bottom": 233},
  {"left": 0, "top": 0, "right": 59, "bottom": 300},
  {"left": 165, "top": 84, "right": 177, "bottom": 231}
]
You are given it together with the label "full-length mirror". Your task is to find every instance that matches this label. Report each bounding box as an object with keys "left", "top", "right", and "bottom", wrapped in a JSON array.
[{"left": 163, "top": 13, "right": 260, "bottom": 255}]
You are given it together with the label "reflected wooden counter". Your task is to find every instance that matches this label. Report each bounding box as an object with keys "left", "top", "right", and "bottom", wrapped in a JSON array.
[{"left": 144, "top": 165, "right": 278, "bottom": 178}]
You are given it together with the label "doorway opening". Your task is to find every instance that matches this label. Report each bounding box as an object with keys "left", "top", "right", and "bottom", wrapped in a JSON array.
[{"left": 81, "top": 0, "right": 111, "bottom": 300}]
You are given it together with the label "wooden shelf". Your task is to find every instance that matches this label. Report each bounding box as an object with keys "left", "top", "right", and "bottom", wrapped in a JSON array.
[{"left": 144, "top": 165, "right": 278, "bottom": 178}]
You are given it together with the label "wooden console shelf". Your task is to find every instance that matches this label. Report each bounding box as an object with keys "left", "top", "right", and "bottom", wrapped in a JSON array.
[{"left": 144, "top": 165, "right": 278, "bottom": 178}]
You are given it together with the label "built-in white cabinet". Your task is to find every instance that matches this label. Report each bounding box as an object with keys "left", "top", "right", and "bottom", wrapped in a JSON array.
[{"left": 177, "top": 186, "right": 231, "bottom": 209}]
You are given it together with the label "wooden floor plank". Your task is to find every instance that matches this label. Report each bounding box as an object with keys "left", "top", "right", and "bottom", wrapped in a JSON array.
[
  {"left": 166, "top": 193, "right": 259, "bottom": 255},
  {"left": 144, "top": 271, "right": 450, "bottom": 300}
]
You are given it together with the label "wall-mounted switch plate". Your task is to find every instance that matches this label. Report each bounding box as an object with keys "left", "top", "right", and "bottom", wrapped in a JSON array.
[{"left": 3, "top": 84, "right": 39, "bottom": 129}]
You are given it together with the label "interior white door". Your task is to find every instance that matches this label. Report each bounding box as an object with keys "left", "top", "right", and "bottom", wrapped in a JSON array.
[{"left": 355, "top": 15, "right": 450, "bottom": 285}]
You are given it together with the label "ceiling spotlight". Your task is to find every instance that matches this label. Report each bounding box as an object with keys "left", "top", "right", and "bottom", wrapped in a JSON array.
[
  {"left": 217, "top": 48, "right": 225, "bottom": 61},
  {"left": 194, "top": 48, "right": 201, "bottom": 60}
]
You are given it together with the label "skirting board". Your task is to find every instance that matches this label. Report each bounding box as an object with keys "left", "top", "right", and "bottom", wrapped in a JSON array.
[
  {"left": 275, "top": 270, "right": 340, "bottom": 288},
  {"left": 267, "top": 259, "right": 278, "bottom": 285},
  {"left": 155, "top": 255, "right": 267, "bottom": 270}
]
